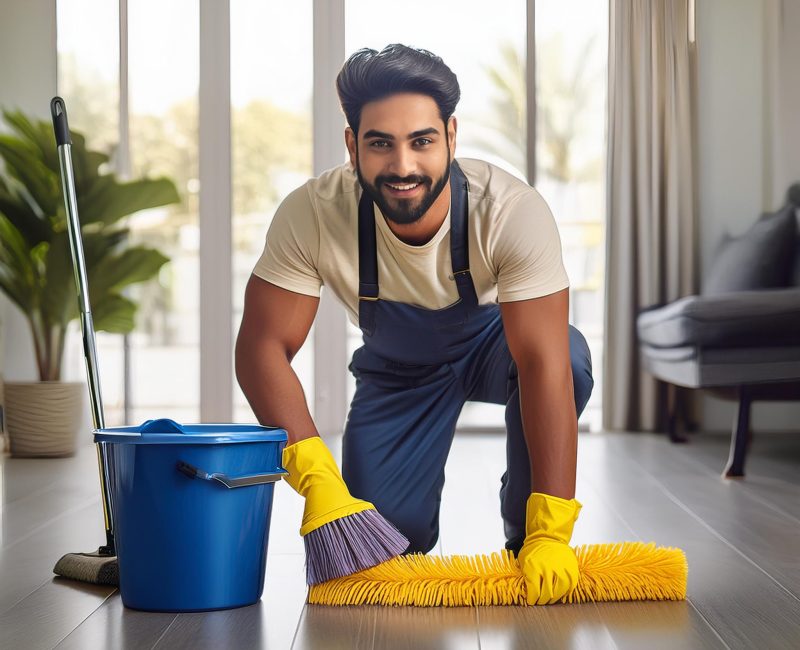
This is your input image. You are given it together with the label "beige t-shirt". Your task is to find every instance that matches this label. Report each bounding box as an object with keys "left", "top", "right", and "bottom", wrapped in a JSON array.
[{"left": 253, "top": 158, "right": 569, "bottom": 326}]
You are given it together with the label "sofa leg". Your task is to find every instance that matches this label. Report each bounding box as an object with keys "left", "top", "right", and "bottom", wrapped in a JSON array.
[
  {"left": 667, "top": 384, "right": 688, "bottom": 443},
  {"left": 724, "top": 386, "right": 752, "bottom": 478},
  {"left": 677, "top": 386, "right": 699, "bottom": 433}
]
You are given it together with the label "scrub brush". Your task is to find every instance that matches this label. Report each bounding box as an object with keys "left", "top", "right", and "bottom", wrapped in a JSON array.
[
  {"left": 282, "top": 436, "right": 409, "bottom": 584},
  {"left": 308, "top": 541, "right": 687, "bottom": 606}
]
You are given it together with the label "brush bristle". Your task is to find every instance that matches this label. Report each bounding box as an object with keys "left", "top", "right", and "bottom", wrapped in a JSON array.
[
  {"left": 308, "top": 541, "right": 687, "bottom": 606},
  {"left": 304, "top": 508, "right": 409, "bottom": 585}
]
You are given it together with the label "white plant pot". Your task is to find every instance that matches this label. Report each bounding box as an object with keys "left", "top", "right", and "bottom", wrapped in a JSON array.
[{"left": 4, "top": 381, "right": 84, "bottom": 457}]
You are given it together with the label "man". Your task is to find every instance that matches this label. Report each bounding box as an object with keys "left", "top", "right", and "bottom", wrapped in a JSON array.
[{"left": 236, "top": 44, "right": 593, "bottom": 604}]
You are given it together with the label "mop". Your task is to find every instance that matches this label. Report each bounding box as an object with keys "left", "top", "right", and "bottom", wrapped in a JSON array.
[{"left": 309, "top": 542, "right": 687, "bottom": 606}]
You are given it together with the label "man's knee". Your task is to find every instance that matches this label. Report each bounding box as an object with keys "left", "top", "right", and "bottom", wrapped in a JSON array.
[
  {"left": 374, "top": 501, "right": 439, "bottom": 554},
  {"left": 568, "top": 325, "right": 594, "bottom": 416},
  {"left": 399, "top": 523, "right": 438, "bottom": 555}
]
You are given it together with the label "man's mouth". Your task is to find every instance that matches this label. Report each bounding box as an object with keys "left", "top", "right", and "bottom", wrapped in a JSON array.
[{"left": 384, "top": 181, "right": 423, "bottom": 197}]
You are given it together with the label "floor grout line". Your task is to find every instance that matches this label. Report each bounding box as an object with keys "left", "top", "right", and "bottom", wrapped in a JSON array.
[
  {"left": 613, "top": 440, "right": 800, "bottom": 604},
  {"left": 685, "top": 595, "right": 731, "bottom": 650},
  {"left": 289, "top": 602, "right": 307, "bottom": 650},
  {"left": 1, "top": 496, "right": 100, "bottom": 552},
  {"left": 0, "top": 576, "right": 53, "bottom": 619},
  {"left": 578, "top": 452, "right": 730, "bottom": 648},
  {"left": 52, "top": 588, "right": 118, "bottom": 649},
  {"left": 150, "top": 613, "right": 180, "bottom": 650},
  {"left": 669, "top": 440, "right": 800, "bottom": 526}
]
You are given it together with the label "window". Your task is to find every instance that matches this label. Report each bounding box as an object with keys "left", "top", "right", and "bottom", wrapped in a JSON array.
[
  {"left": 344, "top": 1, "right": 607, "bottom": 430},
  {"left": 231, "top": 0, "right": 314, "bottom": 422},
  {"left": 56, "top": 0, "right": 124, "bottom": 424},
  {"left": 58, "top": 0, "right": 202, "bottom": 425},
  {"left": 535, "top": 0, "right": 607, "bottom": 430},
  {"left": 125, "top": 0, "right": 200, "bottom": 424},
  {"left": 55, "top": 0, "right": 607, "bottom": 431}
]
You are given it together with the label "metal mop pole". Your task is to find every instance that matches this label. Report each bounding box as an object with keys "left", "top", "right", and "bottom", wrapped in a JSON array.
[{"left": 51, "top": 97, "right": 115, "bottom": 556}]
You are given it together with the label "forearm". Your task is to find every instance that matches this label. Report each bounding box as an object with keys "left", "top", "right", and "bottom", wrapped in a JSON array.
[
  {"left": 235, "top": 340, "right": 318, "bottom": 445},
  {"left": 518, "top": 362, "right": 578, "bottom": 500}
]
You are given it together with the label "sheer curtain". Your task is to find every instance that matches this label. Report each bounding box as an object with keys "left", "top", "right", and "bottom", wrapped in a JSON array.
[{"left": 603, "top": 0, "right": 698, "bottom": 432}]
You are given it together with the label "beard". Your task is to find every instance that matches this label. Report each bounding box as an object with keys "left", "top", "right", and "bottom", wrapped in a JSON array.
[{"left": 355, "top": 150, "right": 451, "bottom": 226}]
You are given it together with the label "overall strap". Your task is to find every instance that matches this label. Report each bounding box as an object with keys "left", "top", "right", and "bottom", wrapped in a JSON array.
[
  {"left": 448, "top": 161, "right": 478, "bottom": 307},
  {"left": 357, "top": 184, "right": 379, "bottom": 336}
]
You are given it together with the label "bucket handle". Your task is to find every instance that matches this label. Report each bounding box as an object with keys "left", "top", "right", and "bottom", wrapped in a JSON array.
[{"left": 177, "top": 460, "right": 288, "bottom": 489}]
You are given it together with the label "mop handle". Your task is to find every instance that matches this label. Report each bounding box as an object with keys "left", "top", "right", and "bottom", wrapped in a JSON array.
[
  {"left": 51, "top": 97, "right": 105, "bottom": 431},
  {"left": 51, "top": 97, "right": 115, "bottom": 554}
]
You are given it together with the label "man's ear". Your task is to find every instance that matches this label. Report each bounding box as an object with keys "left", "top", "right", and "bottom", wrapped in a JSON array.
[
  {"left": 345, "top": 128, "right": 357, "bottom": 166},
  {"left": 447, "top": 116, "right": 458, "bottom": 157}
]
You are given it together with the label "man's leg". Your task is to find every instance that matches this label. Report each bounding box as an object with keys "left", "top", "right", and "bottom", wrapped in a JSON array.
[
  {"left": 465, "top": 318, "right": 594, "bottom": 554},
  {"left": 341, "top": 355, "right": 464, "bottom": 553}
]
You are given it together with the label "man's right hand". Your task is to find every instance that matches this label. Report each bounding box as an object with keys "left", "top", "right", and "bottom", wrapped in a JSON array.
[{"left": 282, "top": 436, "right": 375, "bottom": 536}]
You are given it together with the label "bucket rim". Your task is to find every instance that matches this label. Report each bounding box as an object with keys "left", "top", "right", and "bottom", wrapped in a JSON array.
[{"left": 94, "top": 420, "right": 288, "bottom": 445}]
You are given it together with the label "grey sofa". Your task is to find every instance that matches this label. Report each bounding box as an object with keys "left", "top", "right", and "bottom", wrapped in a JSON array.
[{"left": 637, "top": 184, "right": 800, "bottom": 477}]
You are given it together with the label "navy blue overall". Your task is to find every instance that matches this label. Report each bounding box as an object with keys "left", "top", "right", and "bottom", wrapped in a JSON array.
[{"left": 341, "top": 161, "right": 594, "bottom": 554}]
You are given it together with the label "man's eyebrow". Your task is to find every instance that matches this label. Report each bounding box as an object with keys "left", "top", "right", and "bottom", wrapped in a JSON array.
[
  {"left": 362, "top": 127, "right": 440, "bottom": 140},
  {"left": 409, "top": 127, "right": 440, "bottom": 138},
  {"left": 362, "top": 129, "right": 395, "bottom": 140}
]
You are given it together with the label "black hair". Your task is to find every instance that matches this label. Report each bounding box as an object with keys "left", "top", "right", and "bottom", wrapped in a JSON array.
[{"left": 336, "top": 44, "right": 460, "bottom": 135}]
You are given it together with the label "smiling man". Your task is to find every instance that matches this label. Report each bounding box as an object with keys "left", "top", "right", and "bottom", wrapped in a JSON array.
[{"left": 236, "top": 44, "right": 594, "bottom": 604}]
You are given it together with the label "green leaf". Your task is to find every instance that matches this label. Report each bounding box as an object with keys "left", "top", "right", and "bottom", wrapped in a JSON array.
[
  {"left": 0, "top": 135, "right": 61, "bottom": 217},
  {"left": 0, "top": 261, "right": 32, "bottom": 313},
  {"left": 0, "top": 186, "right": 51, "bottom": 245},
  {"left": 0, "top": 108, "right": 173, "bottom": 373},
  {"left": 89, "top": 246, "right": 168, "bottom": 298},
  {"left": 0, "top": 213, "right": 37, "bottom": 297},
  {"left": 41, "top": 231, "right": 78, "bottom": 328},
  {"left": 68, "top": 130, "right": 110, "bottom": 187},
  {"left": 92, "top": 293, "right": 136, "bottom": 333},
  {"left": 78, "top": 176, "right": 181, "bottom": 226},
  {"left": 3, "top": 110, "right": 61, "bottom": 173}
]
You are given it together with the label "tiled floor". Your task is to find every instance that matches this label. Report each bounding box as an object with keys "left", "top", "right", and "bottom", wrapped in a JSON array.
[{"left": 1, "top": 428, "right": 798, "bottom": 649}]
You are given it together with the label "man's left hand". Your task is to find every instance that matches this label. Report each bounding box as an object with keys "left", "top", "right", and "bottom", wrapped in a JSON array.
[{"left": 518, "top": 492, "right": 582, "bottom": 605}]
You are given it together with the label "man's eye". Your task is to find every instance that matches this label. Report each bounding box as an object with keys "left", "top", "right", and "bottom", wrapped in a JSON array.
[
  {"left": 369, "top": 140, "right": 390, "bottom": 148},
  {"left": 415, "top": 138, "right": 432, "bottom": 146}
]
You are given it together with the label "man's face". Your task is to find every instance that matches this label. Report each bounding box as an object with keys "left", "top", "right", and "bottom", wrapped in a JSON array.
[{"left": 345, "top": 93, "right": 457, "bottom": 226}]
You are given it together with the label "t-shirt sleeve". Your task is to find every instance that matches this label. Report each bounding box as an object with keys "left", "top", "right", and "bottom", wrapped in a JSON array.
[
  {"left": 252, "top": 184, "right": 322, "bottom": 297},
  {"left": 492, "top": 190, "right": 570, "bottom": 302}
]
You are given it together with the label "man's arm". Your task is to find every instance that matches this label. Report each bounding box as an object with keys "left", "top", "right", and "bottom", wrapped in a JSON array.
[
  {"left": 235, "top": 274, "right": 320, "bottom": 445},
  {"left": 499, "top": 287, "right": 577, "bottom": 500}
]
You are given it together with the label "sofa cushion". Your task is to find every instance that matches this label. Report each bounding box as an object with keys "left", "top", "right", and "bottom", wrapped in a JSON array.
[
  {"left": 637, "top": 288, "right": 800, "bottom": 348},
  {"left": 703, "top": 205, "right": 797, "bottom": 295}
]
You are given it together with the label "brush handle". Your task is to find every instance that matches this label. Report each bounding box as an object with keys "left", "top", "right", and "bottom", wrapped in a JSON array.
[
  {"left": 51, "top": 96, "right": 115, "bottom": 554},
  {"left": 51, "top": 97, "right": 106, "bottom": 431}
]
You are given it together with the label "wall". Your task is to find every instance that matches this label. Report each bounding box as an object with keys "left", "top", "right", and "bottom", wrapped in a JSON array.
[
  {"left": 0, "top": 0, "right": 58, "bottom": 383},
  {"left": 697, "top": 0, "right": 800, "bottom": 432},
  {"left": 774, "top": 0, "right": 800, "bottom": 202}
]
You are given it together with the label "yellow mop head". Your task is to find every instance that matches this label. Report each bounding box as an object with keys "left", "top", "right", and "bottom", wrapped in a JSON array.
[{"left": 308, "top": 541, "right": 686, "bottom": 606}]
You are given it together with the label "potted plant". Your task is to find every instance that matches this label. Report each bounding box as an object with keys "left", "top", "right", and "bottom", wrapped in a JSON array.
[{"left": 0, "top": 109, "right": 179, "bottom": 457}]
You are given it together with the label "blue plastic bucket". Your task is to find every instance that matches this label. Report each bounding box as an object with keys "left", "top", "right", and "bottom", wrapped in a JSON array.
[{"left": 94, "top": 418, "right": 288, "bottom": 612}]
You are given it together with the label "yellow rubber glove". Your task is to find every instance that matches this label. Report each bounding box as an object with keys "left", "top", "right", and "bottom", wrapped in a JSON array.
[
  {"left": 282, "top": 436, "right": 374, "bottom": 536},
  {"left": 518, "top": 492, "right": 582, "bottom": 605}
]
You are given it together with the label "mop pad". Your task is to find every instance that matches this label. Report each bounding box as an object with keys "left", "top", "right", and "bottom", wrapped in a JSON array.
[{"left": 308, "top": 541, "right": 686, "bottom": 606}]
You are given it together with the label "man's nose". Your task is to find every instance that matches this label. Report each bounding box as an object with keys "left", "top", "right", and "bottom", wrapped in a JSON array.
[{"left": 387, "top": 145, "right": 416, "bottom": 179}]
